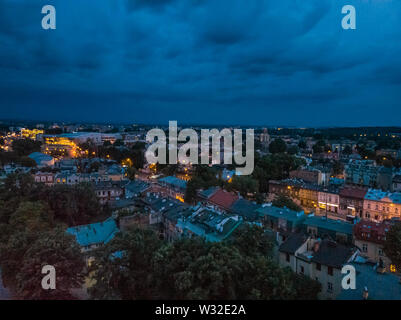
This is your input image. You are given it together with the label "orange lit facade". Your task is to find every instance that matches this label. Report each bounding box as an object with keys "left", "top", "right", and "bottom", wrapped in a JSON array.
[
  {"left": 21, "top": 128, "right": 44, "bottom": 140},
  {"left": 43, "top": 136, "right": 78, "bottom": 158}
]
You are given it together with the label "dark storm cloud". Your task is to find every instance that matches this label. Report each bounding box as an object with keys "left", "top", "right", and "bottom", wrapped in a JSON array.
[{"left": 0, "top": 0, "right": 400, "bottom": 126}]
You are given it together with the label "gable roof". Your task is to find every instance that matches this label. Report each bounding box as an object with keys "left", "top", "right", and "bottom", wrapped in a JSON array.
[
  {"left": 279, "top": 233, "right": 307, "bottom": 254},
  {"left": 159, "top": 176, "right": 187, "bottom": 190},
  {"left": 208, "top": 189, "right": 239, "bottom": 210},
  {"left": 28, "top": 152, "right": 54, "bottom": 164},
  {"left": 230, "top": 198, "right": 260, "bottom": 220},
  {"left": 199, "top": 186, "right": 220, "bottom": 199},
  {"left": 125, "top": 180, "right": 150, "bottom": 194},
  {"left": 337, "top": 261, "right": 401, "bottom": 300},
  {"left": 339, "top": 187, "right": 368, "bottom": 199},
  {"left": 311, "top": 240, "right": 355, "bottom": 268},
  {"left": 256, "top": 205, "right": 306, "bottom": 222},
  {"left": 66, "top": 217, "right": 118, "bottom": 247},
  {"left": 303, "top": 215, "right": 354, "bottom": 235}
]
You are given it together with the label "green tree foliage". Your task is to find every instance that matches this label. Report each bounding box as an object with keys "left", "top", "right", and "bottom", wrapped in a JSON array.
[
  {"left": 15, "top": 227, "right": 85, "bottom": 300},
  {"left": 0, "top": 178, "right": 88, "bottom": 299},
  {"left": 97, "top": 142, "right": 145, "bottom": 170},
  {"left": 0, "top": 200, "right": 55, "bottom": 286},
  {"left": 269, "top": 138, "right": 287, "bottom": 154},
  {"left": 342, "top": 145, "right": 353, "bottom": 155},
  {"left": 298, "top": 140, "right": 307, "bottom": 149},
  {"left": 184, "top": 165, "right": 221, "bottom": 203},
  {"left": 11, "top": 138, "right": 42, "bottom": 157},
  {"left": 287, "top": 145, "right": 299, "bottom": 155},
  {"left": 332, "top": 161, "right": 344, "bottom": 176},
  {"left": 272, "top": 194, "right": 302, "bottom": 212},
  {"left": 17, "top": 156, "right": 37, "bottom": 167},
  {"left": 252, "top": 154, "right": 305, "bottom": 193},
  {"left": 126, "top": 166, "right": 137, "bottom": 181},
  {"left": 9, "top": 201, "right": 54, "bottom": 234},
  {"left": 312, "top": 140, "right": 326, "bottom": 154},
  {"left": 225, "top": 175, "right": 258, "bottom": 197},
  {"left": 89, "top": 227, "right": 162, "bottom": 299},
  {"left": 383, "top": 222, "right": 401, "bottom": 271},
  {"left": 89, "top": 225, "right": 321, "bottom": 300},
  {"left": 41, "top": 183, "right": 102, "bottom": 226}
]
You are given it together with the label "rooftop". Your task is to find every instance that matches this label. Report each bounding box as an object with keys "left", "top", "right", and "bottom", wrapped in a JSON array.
[
  {"left": 279, "top": 233, "right": 307, "bottom": 254},
  {"left": 177, "top": 207, "right": 242, "bottom": 242},
  {"left": 353, "top": 219, "right": 393, "bottom": 244},
  {"left": 337, "top": 261, "right": 401, "bottom": 300},
  {"left": 256, "top": 205, "right": 306, "bottom": 222},
  {"left": 365, "top": 188, "right": 401, "bottom": 204},
  {"left": 66, "top": 217, "right": 118, "bottom": 247},
  {"left": 159, "top": 176, "right": 187, "bottom": 190},
  {"left": 230, "top": 198, "right": 261, "bottom": 221},
  {"left": 208, "top": 188, "right": 239, "bottom": 210},
  {"left": 303, "top": 215, "right": 354, "bottom": 235},
  {"left": 310, "top": 240, "right": 355, "bottom": 268},
  {"left": 339, "top": 186, "right": 368, "bottom": 199}
]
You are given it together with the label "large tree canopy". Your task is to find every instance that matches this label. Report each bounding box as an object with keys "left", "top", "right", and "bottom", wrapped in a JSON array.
[{"left": 89, "top": 225, "right": 321, "bottom": 300}]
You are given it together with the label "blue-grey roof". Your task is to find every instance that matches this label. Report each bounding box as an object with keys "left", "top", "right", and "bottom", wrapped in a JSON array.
[
  {"left": 337, "top": 261, "right": 401, "bottom": 300},
  {"left": 28, "top": 152, "right": 53, "bottom": 164},
  {"left": 364, "top": 188, "right": 401, "bottom": 204},
  {"left": 66, "top": 217, "right": 118, "bottom": 247},
  {"left": 177, "top": 208, "right": 242, "bottom": 242},
  {"left": 159, "top": 176, "right": 187, "bottom": 189},
  {"left": 303, "top": 215, "right": 353, "bottom": 235},
  {"left": 125, "top": 180, "right": 150, "bottom": 194},
  {"left": 256, "top": 205, "right": 306, "bottom": 222},
  {"left": 230, "top": 199, "right": 261, "bottom": 220},
  {"left": 199, "top": 186, "right": 219, "bottom": 199}
]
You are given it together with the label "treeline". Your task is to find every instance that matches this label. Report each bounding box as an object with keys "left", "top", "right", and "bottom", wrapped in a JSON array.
[
  {"left": 0, "top": 138, "right": 42, "bottom": 167},
  {"left": 89, "top": 225, "right": 321, "bottom": 300},
  {"left": 0, "top": 174, "right": 90, "bottom": 299},
  {"left": 0, "top": 173, "right": 103, "bottom": 227}
]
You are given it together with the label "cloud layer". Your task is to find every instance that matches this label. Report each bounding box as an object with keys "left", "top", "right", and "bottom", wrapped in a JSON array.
[{"left": 0, "top": 0, "right": 400, "bottom": 126}]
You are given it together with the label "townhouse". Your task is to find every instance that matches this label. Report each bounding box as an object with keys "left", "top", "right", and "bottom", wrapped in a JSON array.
[
  {"left": 363, "top": 188, "right": 401, "bottom": 221},
  {"left": 338, "top": 186, "right": 367, "bottom": 218},
  {"left": 279, "top": 235, "right": 358, "bottom": 299},
  {"left": 302, "top": 215, "right": 354, "bottom": 244},
  {"left": 34, "top": 171, "right": 55, "bottom": 185},
  {"left": 175, "top": 206, "right": 242, "bottom": 242},
  {"left": 269, "top": 179, "right": 319, "bottom": 213},
  {"left": 66, "top": 217, "right": 119, "bottom": 252},
  {"left": 353, "top": 219, "right": 394, "bottom": 270},
  {"left": 317, "top": 186, "right": 340, "bottom": 217},
  {"left": 256, "top": 205, "right": 306, "bottom": 235}
]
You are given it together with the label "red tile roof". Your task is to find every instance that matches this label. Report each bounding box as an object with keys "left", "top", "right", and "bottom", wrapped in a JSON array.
[
  {"left": 339, "top": 186, "right": 368, "bottom": 199},
  {"left": 353, "top": 219, "right": 393, "bottom": 244},
  {"left": 208, "top": 189, "right": 239, "bottom": 211}
]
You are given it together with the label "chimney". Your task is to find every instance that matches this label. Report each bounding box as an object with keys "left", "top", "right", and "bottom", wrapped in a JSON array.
[
  {"left": 362, "top": 287, "right": 369, "bottom": 300},
  {"left": 313, "top": 240, "right": 320, "bottom": 253}
]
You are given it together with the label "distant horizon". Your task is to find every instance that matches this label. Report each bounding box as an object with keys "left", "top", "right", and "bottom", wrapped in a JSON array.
[{"left": 2, "top": 116, "right": 401, "bottom": 131}]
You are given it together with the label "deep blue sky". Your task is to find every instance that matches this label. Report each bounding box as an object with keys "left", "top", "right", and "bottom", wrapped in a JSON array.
[{"left": 0, "top": 0, "right": 400, "bottom": 126}]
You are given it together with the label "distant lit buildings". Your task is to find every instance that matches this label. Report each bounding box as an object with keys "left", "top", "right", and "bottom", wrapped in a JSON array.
[
  {"left": 20, "top": 128, "right": 44, "bottom": 140},
  {"left": 43, "top": 132, "right": 102, "bottom": 157},
  {"left": 363, "top": 188, "right": 401, "bottom": 221}
]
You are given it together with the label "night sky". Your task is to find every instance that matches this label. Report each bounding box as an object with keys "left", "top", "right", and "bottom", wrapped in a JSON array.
[{"left": 0, "top": 0, "right": 400, "bottom": 126}]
